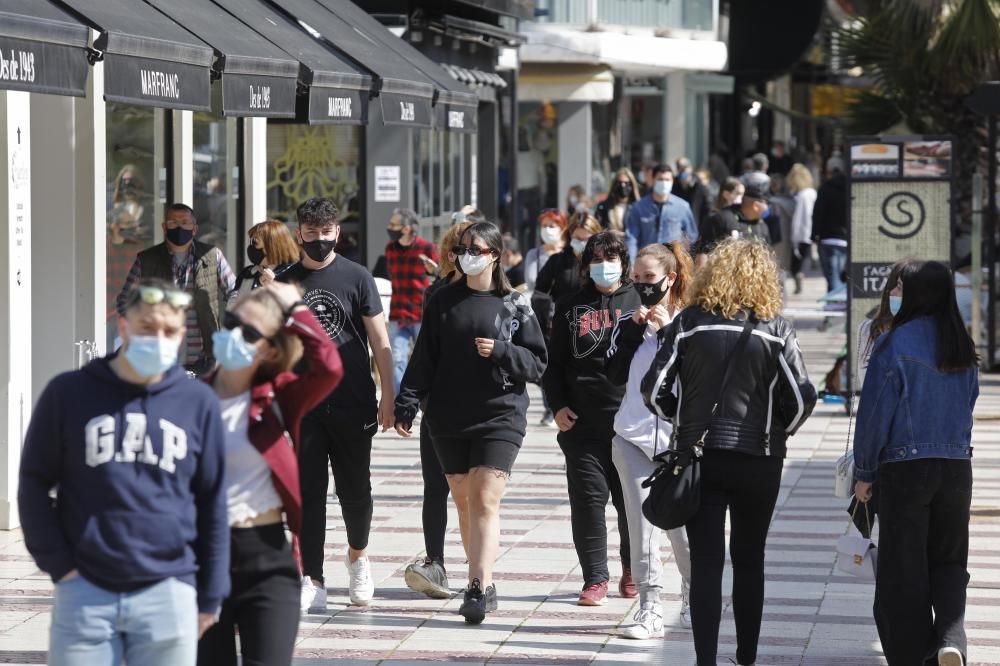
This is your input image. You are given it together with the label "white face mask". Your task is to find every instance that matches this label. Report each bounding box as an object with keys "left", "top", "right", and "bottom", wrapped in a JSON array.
[
  {"left": 459, "top": 253, "right": 491, "bottom": 276},
  {"left": 540, "top": 226, "right": 562, "bottom": 245},
  {"left": 570, "top": 238, "right": 587, "bottom": 256}
]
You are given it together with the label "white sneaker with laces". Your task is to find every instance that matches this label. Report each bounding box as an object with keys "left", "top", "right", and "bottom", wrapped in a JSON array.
[
  {"left": 680, "top": 578, "right": 692, "bottom": 629},
  {"left": 938, "top": 646, "right": 964, "bottom": 666},
  {"left": 622, "top": 605, "right": 665, "bottom": 639},
  {"left": 346, "top": 552, "right": 375, "bottom": 605},
  {"left": 300, "top": 577, "right": 326, "bottom": 614}
]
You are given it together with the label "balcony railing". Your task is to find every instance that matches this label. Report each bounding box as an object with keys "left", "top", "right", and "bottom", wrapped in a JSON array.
[{"left": 535, "top": 0, "right": 716, "bottom": 33}]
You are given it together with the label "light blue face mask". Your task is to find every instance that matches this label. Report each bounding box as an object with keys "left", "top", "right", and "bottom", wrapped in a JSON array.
[
  {"left": 889, "top": 295, "right": 902, "bottom": 316},
  {"left": 124, "top": 334, "right": 180, "bottom": 378},
  {"left": 590, "top": 261, "right": 622, "bottom": 289},
  {"left": 212, "top": 328, "right": 259, "bottom": 370},
  {"left": 653, "top": 180, "right": 671, "bottom": 196}
]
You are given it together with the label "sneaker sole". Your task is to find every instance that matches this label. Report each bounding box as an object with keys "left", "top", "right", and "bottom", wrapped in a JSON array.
[
  {"left": 348, "top": 594, "right": 373, "bottom": 607},
  {"left": 460, "top": 603, "right": 486, "bottom": 624},
  {"left": 577, "top": 597, "right": 607, "bottom": 607},
  {"left": 939, "top": 649, "right": 963, "bottom": 666},
  {"left": 621, "top": 628, "right": 665, "bottom": 640},
  {"left": 404, "top": 568, "right": 451, "bottom": 599}
]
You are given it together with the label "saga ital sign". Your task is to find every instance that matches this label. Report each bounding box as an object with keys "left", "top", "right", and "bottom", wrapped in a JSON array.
[{"left": 846, "top": 135, "right": 954, "bottom": 393}]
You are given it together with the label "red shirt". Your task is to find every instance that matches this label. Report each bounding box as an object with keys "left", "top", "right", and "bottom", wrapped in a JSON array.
[{"left": 385, "top": 235, "right": 439, "bottom": 323}]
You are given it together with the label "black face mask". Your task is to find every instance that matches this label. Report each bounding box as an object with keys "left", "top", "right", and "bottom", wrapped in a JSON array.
[
  {"left": 634, "top": 276, "right": 669, "bottom": 307},
  {"left": 246, "top": 243, "right": 266, "bottom": 266},
  {"left": 615, "top": 182, "right": 632, "bottom": 199},
  {"left": 166, "top": 226, "right": 194, "bottom": 246},
  {"left": 302, "top": 238, "right": 337, "bottom": 262},
  {"left": 387, "top": 228, "right": 404, "bottom": 242}
]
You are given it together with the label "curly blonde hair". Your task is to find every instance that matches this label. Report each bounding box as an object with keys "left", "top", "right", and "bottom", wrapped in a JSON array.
[{"left": 689, "top": 239, "right": 783, "bottom": 320}]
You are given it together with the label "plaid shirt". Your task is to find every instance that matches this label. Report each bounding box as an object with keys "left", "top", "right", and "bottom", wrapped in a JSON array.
[{"left": 385, "top": 235, "right": 438, "bottom": 324}]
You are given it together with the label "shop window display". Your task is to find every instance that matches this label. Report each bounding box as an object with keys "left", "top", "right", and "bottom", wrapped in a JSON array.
[{"left": 193, "top": 113, "right": 238, "bottom": 267}]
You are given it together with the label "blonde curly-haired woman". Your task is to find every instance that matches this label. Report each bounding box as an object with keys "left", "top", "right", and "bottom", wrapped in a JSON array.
[{"left": 641, "top": 239, "right": 817, "bottom": 666}]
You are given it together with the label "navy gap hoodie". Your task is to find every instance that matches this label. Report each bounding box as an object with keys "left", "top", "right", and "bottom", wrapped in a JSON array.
[{"left": 18, "top": 356, "right": 229, "bottom": 613}]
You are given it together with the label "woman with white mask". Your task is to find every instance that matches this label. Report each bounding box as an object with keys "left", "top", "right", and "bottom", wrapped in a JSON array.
[{"left": 395, "top": 221, "right": 547, "bottom": 626}]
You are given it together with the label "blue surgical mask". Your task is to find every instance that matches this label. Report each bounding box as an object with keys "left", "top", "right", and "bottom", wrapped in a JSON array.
[
  {"left": 889, "top": 295, "right": 902, "bottom": 316},
  {"left": 590, "top": 261, "right": 622, "bottom": 289},
  {"left": 653, "top": 180, "right": 671, "bottom": 196},
  {"left": 124, "top": 334, "right": 180, "bottom": 378},
  {"left": 212, "top": 328, "right": 258, "bottom": 370}
]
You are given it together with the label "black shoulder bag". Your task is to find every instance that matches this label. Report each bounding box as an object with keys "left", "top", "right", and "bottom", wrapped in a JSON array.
[{"left": 641, "top": 314, "right": 757, "bottom": 530}]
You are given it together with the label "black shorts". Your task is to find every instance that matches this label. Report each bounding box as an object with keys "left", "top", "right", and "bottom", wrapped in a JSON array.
[{"left": 433, "top": 437, "right": 521, "bottom": 476}]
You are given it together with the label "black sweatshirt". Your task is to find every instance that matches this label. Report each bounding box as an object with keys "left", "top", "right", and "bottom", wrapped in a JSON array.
[
  {"left": 395, "top": 279, "right": 548, "bottom": 445},
  {"left": 543, "top": 281, "right": 641, "bottom": 435}
]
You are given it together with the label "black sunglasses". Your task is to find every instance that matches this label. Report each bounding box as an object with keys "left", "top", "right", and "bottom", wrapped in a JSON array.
[
  {"left": 223, "top": 311, "right": 270, "bottom": 344},
  {"left": 452, "top": 244, "right": 495, "bottom": 257}
]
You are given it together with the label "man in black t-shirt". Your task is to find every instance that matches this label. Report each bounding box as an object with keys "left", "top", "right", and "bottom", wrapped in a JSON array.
[{"left": 283, "top": 198, "right": 395, "bottom": 613}]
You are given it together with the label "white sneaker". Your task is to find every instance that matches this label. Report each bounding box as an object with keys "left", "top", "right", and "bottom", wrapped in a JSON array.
[
  {"left": 680, "top": 578, "right": 692, "bottom": 629},
  {"left": 346, "top": 552, "right": 375, "bottom": 605},
  {"left": 622, "top": 606, "right": 665, "bottom": 639},
  {"left": 300, "top": 577, "right": 326, "bottom": 613},
  {"left": 938, "top": 647, "right": 964, "bottom": 666}
]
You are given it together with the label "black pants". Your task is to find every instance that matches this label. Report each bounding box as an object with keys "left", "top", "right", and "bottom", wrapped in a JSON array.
[
  {"left": 197, "top": 524, "right": 300, "bottom": 666},
  {"left": 299, "top": 411, "right": 375, "bottom": 583},
  {"left": 874, "top": 458, "right": 972, "bottom": 666},
  {"left": 790, "top": 242, "right": 813, "bottom": 275},
  {"left": 558, "top": 432, "right": 630, "bottom": 586},
  {"left": 686, "top": 450, "right": 783, "bottom": 666},
  {"left": 420, "top": 418, "right": 450, "bottom": 562}
]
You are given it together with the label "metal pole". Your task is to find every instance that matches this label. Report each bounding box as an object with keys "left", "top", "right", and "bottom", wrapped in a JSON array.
[
  {"left": 972, "top": 172, "right": 983, "bottom": 360},
  {"left": 989, "top": 117, "right": 998, "bottom": 368}
]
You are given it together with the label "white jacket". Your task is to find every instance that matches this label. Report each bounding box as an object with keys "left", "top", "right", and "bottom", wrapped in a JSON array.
[
  {"left": 612, "top": 320, "right": 674, "bottom": 459},
  {"left": 791, "top": 187, "right": 817, "bottom": 244}
]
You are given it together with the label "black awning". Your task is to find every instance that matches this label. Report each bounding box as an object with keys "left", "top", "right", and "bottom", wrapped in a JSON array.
[
  {"left": 0, "top": 0, "right": 90, "bottom": 96},
  {"left": 315, "top": 0, "right": 479, "bottom": 133},
  {"left": 210, "top": 0, "right": 371, "bottom": 125},
  {"left": 59, "top": 0, "right": 214, "bottom": 110},
  {"left": 277, "top": 0, "right": 436, "bottom": 128},
  {"left": 142, "top": 0, "right": 299, "bottom": 118}
]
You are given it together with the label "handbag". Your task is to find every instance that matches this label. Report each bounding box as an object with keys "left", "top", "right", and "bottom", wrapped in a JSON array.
[
  {"left": 834, "top": 334, "right": 863, "bottom": 498},
  {"left": 641, "top": 315, "right": 756, "bottom": 530},
  {"left": 835, "top": 501, "right": 877, "bottom": 580}
]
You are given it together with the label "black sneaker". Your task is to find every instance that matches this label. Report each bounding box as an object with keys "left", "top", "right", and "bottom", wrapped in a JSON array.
[
  {"left": 404, "top": 558, "right": 451, "bottom": 599},
  {"left": 460, "top": 578, "right": 490, "bottom": 624}
]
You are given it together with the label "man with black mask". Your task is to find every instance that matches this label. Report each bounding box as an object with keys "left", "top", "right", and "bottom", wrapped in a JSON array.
[
  {"left": 283, "top": 197, "right": 395, "bottom": 613},
  {"left": 115, "top": 203, "right": 235, "bottom": 375}
]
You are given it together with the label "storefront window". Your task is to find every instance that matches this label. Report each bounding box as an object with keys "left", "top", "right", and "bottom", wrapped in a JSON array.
[
  {"left": 193, "top": 113, "right": 239, "bottom": 269},
  {"left": 414, "top": 128, "right": 434, "bottom": 218},
  {"left": 266, "top": 124, "right": 361, "bottom": 262},
  {"left": 516, "top": 102, "right": 559, "bottom": 228},
  {"left": 105, "top": 103, "right": 166, "bottom": 351}
]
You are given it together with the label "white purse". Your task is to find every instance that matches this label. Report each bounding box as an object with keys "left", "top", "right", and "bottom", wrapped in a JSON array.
[
  {"left": 835, "top": 502, "right": 877, "bottom": 580},
  {"left": 834, "top": 338, "right": 860, "bottom": 499}
]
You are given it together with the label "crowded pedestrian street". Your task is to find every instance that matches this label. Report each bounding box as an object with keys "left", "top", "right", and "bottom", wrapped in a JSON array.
[{"left": 0, "top": 274, "right": 997, "bottom": 665}]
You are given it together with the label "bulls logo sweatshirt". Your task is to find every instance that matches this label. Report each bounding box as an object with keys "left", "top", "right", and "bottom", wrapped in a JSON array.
[{"left": 18, "top": 356, "right": 229, "bottom": 614}]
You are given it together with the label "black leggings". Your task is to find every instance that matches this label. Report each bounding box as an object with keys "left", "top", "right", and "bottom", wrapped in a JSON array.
[
  {"left": 197, "top": 524, "right": 300, "bottom": 666},
  {"left": 790, "top": 242, "right": 813, "bottom": 275},
  {"left": 686, "top": 450, "right": 783, "bottom": 666},
  {"left": 420, "top": 419, "right": 450, "bottom": 562},
  {"left": 299, "top": 412, "right": 375, "bottom": 583},
  {"left": 558, "top": 433, "right": 630, "bottom": 586}
]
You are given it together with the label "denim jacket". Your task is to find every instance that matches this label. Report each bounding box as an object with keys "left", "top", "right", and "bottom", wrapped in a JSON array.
[
  {"left": 852, "top": 317, "right": 978, "bottom": 482},
  {"left": 624, "top": 194, "right": 697, "bottom": 259}
]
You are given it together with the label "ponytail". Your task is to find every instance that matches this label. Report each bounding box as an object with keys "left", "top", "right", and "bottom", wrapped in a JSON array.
[{"left": 636, "top": 242, "right": 693, "bottom": 309}]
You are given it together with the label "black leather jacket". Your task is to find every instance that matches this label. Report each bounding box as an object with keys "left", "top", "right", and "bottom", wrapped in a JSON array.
[{"left": 640, "top": 307, "right": 816, "bottom": 458}]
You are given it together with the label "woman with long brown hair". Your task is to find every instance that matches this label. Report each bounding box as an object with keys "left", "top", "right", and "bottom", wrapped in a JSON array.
[
  {"left": 595, "top": 167, "right": 641, "bottom": 231},
  {"left": 230, "top": 220, "right": 301, "bottom": 302},
  {"left": 607, "top": 242, "right": 694, "bottom": 639}
]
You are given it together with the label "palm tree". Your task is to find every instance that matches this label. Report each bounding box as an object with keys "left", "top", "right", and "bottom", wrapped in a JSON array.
[{"left": 836, "top": 0, "right": 1000, "bottom": 228}]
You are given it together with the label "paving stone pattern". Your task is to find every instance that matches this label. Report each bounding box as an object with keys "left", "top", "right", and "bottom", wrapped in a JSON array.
[{"left": 1, "top": 276, "right": 999, "bottom": 665}]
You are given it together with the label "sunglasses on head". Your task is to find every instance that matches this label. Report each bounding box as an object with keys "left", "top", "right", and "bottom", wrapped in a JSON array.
[
  {"left": 223, "top": 311, "right": 270, "bottom": 344},
  {"left": 127, "top": 286, "right": 192, "bottom": 310},
  {"left": 452, "top": 245, "right": 494, "bottom": 257}
]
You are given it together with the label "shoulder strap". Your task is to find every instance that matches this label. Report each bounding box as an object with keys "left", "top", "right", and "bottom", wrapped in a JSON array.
[{"left": 694, "top": 314, "right": 757, "bottom": 452}]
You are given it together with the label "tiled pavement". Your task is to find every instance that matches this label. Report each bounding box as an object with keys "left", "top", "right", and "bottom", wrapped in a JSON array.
[{"left": 2, "top": 275, "right": 1000, "bottom": 665}]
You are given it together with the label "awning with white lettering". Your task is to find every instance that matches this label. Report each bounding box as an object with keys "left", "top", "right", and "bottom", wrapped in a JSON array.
[
  {"left": 210, "top": 0, "right": 371, "bottom": 125},
  {"left": 143, "top": 0, "right": 299, "bottom": 118},
  {"left": 0, "top": 0, "right": 90, "bottom": 97},
  {"left": 277, "top": 0, "right": 436, "bottom": 128},
  {"left": 60, "top": 0, "right": 214, "bottom": 111},
  {"left": 312, "top": 0, "right": 479, "bottom": 133}
]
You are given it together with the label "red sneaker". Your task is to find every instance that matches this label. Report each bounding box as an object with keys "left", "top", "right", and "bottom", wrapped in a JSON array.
[
  {"left": 619, "top": 567, "right": 638, "bottom": 598},
  {"left": 577, "top": 581, "right": 609, "bottom": 606}
]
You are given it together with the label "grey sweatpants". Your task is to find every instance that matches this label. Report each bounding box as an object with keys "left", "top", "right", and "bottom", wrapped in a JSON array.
[{"left": 612, "top": 434, "right": 691, "bottom": 607}]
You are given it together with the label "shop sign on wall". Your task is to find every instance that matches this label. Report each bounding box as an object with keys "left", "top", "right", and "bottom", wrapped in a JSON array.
[{"left": 374, "top": 165, "right": 401, "bottom": 203}]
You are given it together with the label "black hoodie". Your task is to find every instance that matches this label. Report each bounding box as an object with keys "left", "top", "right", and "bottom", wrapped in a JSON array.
[
  {"left": 543, "top": 281, "right": 641, "bottom": 436},
  {"left": 812, "top": 172, "right": 848, "bottom": 242}
]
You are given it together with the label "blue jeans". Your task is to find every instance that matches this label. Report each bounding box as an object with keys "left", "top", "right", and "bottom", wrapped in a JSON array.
[
  {"left": 49, "top": 576, "right": 198, "bottom": 666},
  {"left": 389, "top": 320, "right": 421, "bottom": 394},
  {"left": 818, "top": 243, "right": 847, "bottom": 293}
]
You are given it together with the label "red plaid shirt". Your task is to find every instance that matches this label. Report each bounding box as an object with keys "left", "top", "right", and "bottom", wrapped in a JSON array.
[{"left": 386, "top": 235, "right": 439, "bottom": 323}]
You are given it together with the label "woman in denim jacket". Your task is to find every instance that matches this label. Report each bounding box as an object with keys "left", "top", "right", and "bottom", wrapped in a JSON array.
[{"left": 853, "top": 260, "right": 978, "bottom": 666}]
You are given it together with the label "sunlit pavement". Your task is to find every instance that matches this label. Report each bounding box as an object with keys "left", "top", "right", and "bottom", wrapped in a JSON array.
[{"left": 1, "top": 274, "right": 999, "bottom": 665}]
